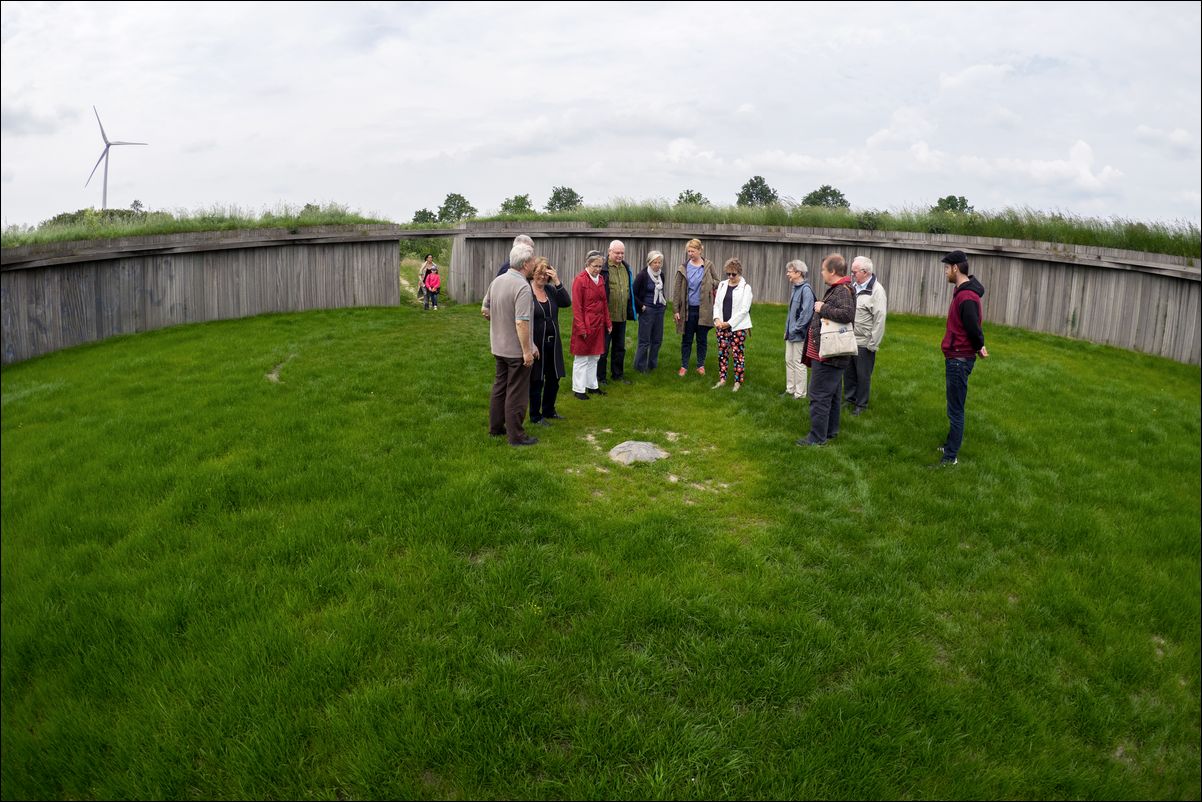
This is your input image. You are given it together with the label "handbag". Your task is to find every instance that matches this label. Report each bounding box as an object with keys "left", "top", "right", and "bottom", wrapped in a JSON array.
[{"left": 819, "top": 317, "right": 857, "bottom": 358}]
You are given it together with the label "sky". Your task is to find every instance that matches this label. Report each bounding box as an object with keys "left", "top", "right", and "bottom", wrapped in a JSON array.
[{"left": 2, "top": 1, "right": 1200, "bottom": 229}]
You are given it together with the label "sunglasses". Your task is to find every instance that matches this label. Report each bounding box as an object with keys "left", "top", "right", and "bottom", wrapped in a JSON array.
[{"left": 726, "top": 272, "right": 739, "bottom": 277}]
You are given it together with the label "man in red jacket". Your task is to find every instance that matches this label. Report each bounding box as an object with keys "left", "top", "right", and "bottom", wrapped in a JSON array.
[{"left": 938, "top": 250, "right": 989, "bottom": 466}]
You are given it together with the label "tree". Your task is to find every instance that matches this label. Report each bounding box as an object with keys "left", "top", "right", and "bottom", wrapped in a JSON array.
[
  {"left": 411, "top": 208, "right": 438, "bottom": 224},
  {"left": 675, "top": 189, "right": 711, "bottom": 206},
  {"left": 437, "top": 193, "right": 477, "bottom": 222},
  {"left": 499, "top": 194, "right": 534, "bottom": 215},
  {"left": 801, "top": 184, "right": 850, "bottom": 208},
  {"left": 130, "top": 199, "right": 145, "bottom": 214},
  {"left": 932, "top": 195, "right": 974, "bottom": 214},
  {"left": 545, "top": 186, "right": 583, "bottom": 213},
  {"left": 736, "top": 176, "right": 779, "bottom": 207}
]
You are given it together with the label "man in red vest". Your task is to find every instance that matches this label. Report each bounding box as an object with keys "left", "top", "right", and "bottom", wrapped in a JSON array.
[{"left": 938, "top": 250, "right": 989, "bottom": 466}]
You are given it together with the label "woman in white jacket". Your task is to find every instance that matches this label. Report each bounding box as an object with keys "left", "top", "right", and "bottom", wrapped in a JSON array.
[{"left": 712, "top": 257, "right": 753, "bottom": 392}]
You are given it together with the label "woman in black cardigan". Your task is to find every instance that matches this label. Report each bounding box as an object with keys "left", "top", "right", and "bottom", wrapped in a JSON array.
[{"left": 529, "top": 257, "right": 572, "bottom": 425}]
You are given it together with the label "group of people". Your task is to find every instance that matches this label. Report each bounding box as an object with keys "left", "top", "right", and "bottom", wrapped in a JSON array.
[{"left": 481, "top": 234, "right": 987, "bottom": 465}]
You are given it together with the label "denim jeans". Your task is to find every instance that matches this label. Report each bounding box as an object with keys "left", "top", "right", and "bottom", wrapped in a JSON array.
[
  {"left": 943, "top": 357, "right": 976, "bottom": 460},
  {"left": 680, "top": 305, "right": 709, "bottom": 369},
  {"left": 635, "top": 306, "right": 665, "bottom": 371}
]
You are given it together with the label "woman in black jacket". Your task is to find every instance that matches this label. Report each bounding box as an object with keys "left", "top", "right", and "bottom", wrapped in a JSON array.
[
  {"left": 797, "top": 254, "right": 857, "bottom": 446},
  {"left": 529, "top": 257, "right": 572, "bottom": 425},
  {"left": 632, "top": 250, "right": 668, "bottom": 372}
]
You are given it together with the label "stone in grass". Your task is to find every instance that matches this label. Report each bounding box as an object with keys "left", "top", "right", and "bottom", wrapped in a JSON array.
[{"left": 608, "top": 440, "right": 669, "bottom": 465}]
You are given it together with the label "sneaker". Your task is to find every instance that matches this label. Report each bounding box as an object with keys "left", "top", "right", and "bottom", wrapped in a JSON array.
[
  {"left": 795, "top": 437, "right": 824, "bottom": 447},
  {"left": 678, "top": 367, "right": 687, "bottom": 377},
  {"left": 939, "top": 456, "right": 958, "bottom": 466},
  {"left": 711, "top": 380, "right": 726, "bottom": 390},
  {"left": 732, "top": 382, "right": 741, "bottom": 392},
  {"left": 696, "top": 366, "right": 706, "bottom": 376}
]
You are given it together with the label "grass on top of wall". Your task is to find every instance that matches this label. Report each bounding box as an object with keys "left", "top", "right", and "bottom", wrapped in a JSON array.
[
  {"left": 480, "top": 200, "right": 1202, "bottom": 260},
  {"left": 0, "top": 203, "right": 391, "bottom": 248},
  {"left": 5, "top": 199, "right": 1200, "bottom": 259},
  {"left": 1, "top": 291, "right": 1199, "bottom": 799}
]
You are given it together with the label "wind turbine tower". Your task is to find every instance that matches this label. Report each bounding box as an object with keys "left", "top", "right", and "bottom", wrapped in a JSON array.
[{"left": 85, "top": 106, "right": 147, "bottom": 209}]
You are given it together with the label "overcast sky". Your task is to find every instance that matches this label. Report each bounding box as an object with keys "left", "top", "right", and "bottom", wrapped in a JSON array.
[{"left": 3, "top": 1, "right": 1200, "bottom": 229}]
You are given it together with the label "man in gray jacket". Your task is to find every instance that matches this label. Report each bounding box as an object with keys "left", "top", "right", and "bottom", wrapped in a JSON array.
[
  {"left": 783, "top": 259, "right": 814, "bottom": 398},
  {"left": 844, "top": 255, "right": 887, "bottom": 415}
]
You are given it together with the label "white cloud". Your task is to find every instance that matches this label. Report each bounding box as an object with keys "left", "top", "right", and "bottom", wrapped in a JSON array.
[
  {"left": 939, "top": 63, "right": 1015, "bottom": 91},
  {"left": 957, "top": 140, "right": 1122, "bottom": 193},
  {"left": 1135, "top": 125, "right": 1197, "bottom": 158},
  {"left": 658, "top": 139, "right": 727, "bottom": 175},
  {"left": 867, "top": 107, "right": 936, "bottom": 148}
]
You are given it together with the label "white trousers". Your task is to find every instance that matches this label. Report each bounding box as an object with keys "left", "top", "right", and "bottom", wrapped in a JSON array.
[
  {"left": 785, "top": 340, "right": 808, "bottom": 397},
  {"left": 572, "top": 355, "right": 600, "bottom": 393}
]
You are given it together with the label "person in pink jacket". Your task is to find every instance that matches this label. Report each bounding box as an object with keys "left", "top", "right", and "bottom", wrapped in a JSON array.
[
  {"left": 423, "top": 267, "right": 441, "bottom": 310},
  {"left": 570, "top": 251, "right": 612, "bottom": 400}
]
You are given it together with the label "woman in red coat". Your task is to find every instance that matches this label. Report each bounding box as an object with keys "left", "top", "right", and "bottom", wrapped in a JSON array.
[{"left": 570, "top": 251, "right": 612, "bottom": 400}]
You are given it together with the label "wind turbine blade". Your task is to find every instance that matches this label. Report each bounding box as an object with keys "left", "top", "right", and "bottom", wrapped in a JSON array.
[
  {"left": 93, "top": 106, "right": 110, "bottom": 145},
  {"left": 85, "top": 147, "right": 109, "bottom": 187},
  {"left": 109, "top": 140, "right": 148, "bottom": 146}
]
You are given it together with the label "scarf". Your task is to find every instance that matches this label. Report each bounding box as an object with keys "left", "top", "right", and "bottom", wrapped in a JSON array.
[{"left": 649, "top": 268, "right": 664, "bottom": 306}]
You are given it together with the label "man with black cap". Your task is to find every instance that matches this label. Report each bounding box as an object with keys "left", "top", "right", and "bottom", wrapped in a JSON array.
[{"left": 938, "top": 250, "right": 989, "bottom": 465}]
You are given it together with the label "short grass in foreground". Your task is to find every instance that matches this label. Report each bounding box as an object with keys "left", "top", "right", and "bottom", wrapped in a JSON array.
[{"left": 2, "top": 297, "right": 1199, "bottom": 800}]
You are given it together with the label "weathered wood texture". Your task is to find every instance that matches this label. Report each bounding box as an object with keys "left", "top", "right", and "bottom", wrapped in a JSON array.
[
  {"left": 1, "top": 229, "right": 402, "bottom": 364},
  {"left": 450, "top": 223, "right": 1201, "bottom": 365}
]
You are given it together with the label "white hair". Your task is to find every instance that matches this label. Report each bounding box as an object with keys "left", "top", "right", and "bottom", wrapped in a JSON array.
[
  {"left": 512, "top": 234, "right": 534, "bottom": 248},
  {"left": 510, "top": 243, "right": 535, "bottom": 272},
  {"left": 786, "top": 259, "right": 808, "bottom": 278},
  {"left": 646, "top": 250, "right": 664, "bottom": 267},
  {"left": 608, "top": 240, "right": 625, "bottom": 253},
  {"left": 852, "top": 255, "right": 874, "bottom": 274}
]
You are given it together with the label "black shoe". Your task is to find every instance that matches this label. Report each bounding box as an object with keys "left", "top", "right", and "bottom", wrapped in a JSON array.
[
  {"left": 795, "top": 437, "right": 824, "bottom": 447},
  {"left": 511, "top": 436, "right": 539, "bottom": 447},
  {"left": 587, "top": 387, "right": 607, "bottom": 395},
  {"left": 545, "top": 412, "right": 565, "bottom": 420},
  {"left": 533, "top": 418, "right": 552, "bottom": 426},
  {"left": 574, "top": 392, "right": 590, "bottom": 400}
]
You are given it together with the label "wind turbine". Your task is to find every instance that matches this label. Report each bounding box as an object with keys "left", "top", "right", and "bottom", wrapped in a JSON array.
[{"left": 85, "top": 106, "right": 147, "bottom": 209}]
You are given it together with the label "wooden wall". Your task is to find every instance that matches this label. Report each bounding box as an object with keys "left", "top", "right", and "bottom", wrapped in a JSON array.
[
  {"left": 449, "top": 223, "right": 1201, "bottom": 365},
  {"left": 1, "top": 228, "right": 402, "bottom": 364}
]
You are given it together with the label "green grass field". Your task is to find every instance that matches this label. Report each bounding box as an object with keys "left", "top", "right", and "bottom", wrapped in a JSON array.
[{"left": 2, "top": 274, "right": 1199, "bottom": 799}]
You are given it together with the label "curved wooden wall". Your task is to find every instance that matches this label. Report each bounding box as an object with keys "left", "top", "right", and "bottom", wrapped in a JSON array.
[
  {"left": 449, "top": 222, "right": 1201, "bottom": 365},
  {"left": 1, "top": 226, "right": 405, "bottom": 364}
]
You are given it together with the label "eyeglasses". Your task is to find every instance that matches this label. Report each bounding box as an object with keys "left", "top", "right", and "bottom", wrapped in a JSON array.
[{"left": 726, "top": 273, "right": 739, "bottom": 277}]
